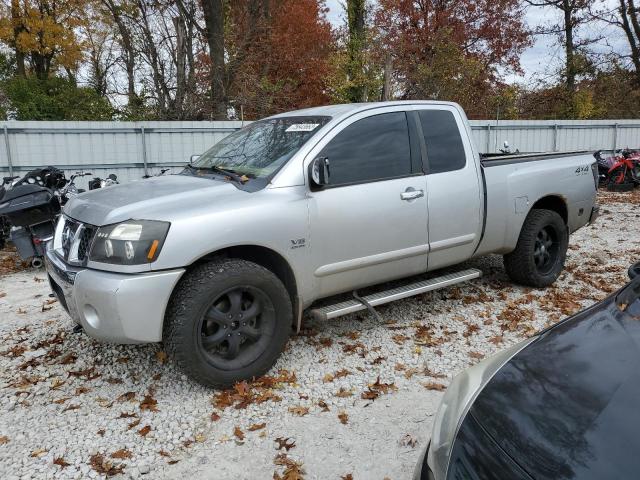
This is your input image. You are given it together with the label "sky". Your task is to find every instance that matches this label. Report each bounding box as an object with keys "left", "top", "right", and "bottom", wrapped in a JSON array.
[{"left": 324, "top": 0, "right": 630, "bottom": 86}]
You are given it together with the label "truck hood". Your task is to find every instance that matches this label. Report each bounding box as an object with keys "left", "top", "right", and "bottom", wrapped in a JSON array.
[
  {"left": 469, "top": 282, "right": 640, "bottom": 480},
  {"left": 63, "top": 175, "right": 242, "bottom": 226}
]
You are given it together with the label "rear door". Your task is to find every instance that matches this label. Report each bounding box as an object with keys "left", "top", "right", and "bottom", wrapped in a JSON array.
[
  {"left": 415, "top": 107, "right": 482, "bottom": 270},
  {"left": 306, "top": 107, "right": 429, "bottom": 298}
]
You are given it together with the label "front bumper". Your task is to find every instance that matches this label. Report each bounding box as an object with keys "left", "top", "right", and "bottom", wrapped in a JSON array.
[{"left": 45, "top": 248, "right": 184, "bottom": 343}]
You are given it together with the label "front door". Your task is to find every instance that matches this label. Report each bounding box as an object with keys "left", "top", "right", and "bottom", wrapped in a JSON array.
[{"left": 307, "top": 109, "right": 429, "bottom": 298}]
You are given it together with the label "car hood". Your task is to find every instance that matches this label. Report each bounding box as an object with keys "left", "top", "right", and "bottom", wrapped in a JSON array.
[
  {"left": 470, "top": 282, "right": 640, "bottom": 480},
  {"left": 63, "top": 174, "right": 243, "bottom": 226}
]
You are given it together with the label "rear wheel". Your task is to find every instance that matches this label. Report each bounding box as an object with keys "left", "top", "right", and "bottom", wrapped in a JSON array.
[
  {"left": 164, "top": 258, "right": 292, "bottom": 388},
  {"left": 503, "top": 209, "right": 568, "bottom": 287}
]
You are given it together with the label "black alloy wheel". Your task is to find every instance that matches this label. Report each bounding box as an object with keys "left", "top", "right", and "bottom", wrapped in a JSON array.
[
  {"left": 198, "top": 286, "right": 276, "bottom": 370},
  {"left": 533, "top": 226, "right": 560, "bottom": 275}
]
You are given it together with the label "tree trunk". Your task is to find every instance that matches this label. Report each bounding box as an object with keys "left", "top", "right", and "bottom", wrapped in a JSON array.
[
  {"left": 101, "top": 0, "right": 137, "bottom": 105},
  {"left": 620, "top": 0, "right": 640, "bottom": 84},
  {"left": 10, "top": 0, "right": 26, "bottom": 76},
  {"left": 381, "top": 53, "right": 393, "bottom": 101},
  {"left": 173, "top": 16, "right": 188, "bottom": 118},
  {"left": 201, "top": 0, "right": 227, "bottom": 119},
  {"left": 346, "top": 0, "right": 366, "bottom": 102},
  {"left": 563, "top": 0, "right": 576, "bottom": 93}
]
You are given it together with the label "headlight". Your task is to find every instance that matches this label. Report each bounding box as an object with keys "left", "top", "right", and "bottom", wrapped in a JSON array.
[
  {"left": 427, "top": 338, "right": 536, "bottom": 479},
  {"left": 89, "top": 220, "right": 170, "bottom": 265}
]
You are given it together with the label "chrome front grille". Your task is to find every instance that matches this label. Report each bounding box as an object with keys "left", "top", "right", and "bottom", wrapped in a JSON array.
[{"left": 57, "top": 216, "right": 97, "bottom": 265}]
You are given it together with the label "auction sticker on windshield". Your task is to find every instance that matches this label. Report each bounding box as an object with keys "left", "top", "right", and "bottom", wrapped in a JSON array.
[{"left": 285, "top": 123, "right": 320, "bottom": 132}]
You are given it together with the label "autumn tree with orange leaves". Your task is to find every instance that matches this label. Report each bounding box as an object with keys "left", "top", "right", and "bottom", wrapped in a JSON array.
[{"left": 372, "top": 0, "right": 531, "bottom": 117}]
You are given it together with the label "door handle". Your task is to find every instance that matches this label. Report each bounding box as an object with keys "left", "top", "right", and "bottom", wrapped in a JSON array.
[{"left": 400, "top": 189, "right": 424, "bottom": 201}]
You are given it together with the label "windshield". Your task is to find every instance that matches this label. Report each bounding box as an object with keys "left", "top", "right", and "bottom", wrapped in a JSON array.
[{"left": 191, "top": 116, "right": 330, "bottom": 179}]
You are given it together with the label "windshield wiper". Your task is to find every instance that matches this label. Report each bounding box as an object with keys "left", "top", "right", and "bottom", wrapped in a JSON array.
[{"left": 186, "top": 164, "right": 247, "bottom": 184}]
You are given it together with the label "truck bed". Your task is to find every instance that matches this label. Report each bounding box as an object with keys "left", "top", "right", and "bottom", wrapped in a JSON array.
[{"left": 480, "top": 150, "right": 591, "bottom": 167}]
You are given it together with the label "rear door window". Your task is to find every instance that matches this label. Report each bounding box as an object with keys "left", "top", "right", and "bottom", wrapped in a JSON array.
[
  {"left": 319, "top": 112, "right": 412, "bottom": 186},
  {"left": 418, "top": 110, "right": 466, "bottom": 174}
]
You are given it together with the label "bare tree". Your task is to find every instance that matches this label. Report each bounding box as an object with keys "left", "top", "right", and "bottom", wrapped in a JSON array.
[
  {"left": 100, "top": 0, "right": 139, "bottom": 105},
  {"left": 526, "top": 0, "right": 598, "bottom": 94}
]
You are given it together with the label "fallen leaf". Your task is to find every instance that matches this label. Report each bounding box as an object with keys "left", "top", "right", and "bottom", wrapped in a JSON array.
[
  {"left": 288, "top": 406, "right": 309, "bottom": 416},
  {"left": 210, "top": 412, "right": 221, "bottom": 422},
  {"left": 138, "top": 425, "right": 151, "bottom": 437},
  {"left": 318, "top": 400, "right": 330, "bottom": 412},
  {"left": 90, "top": 453, "right": 124, "bottom": 476},
  {"left": 273, "top": 453, "right": 305, "bottom": 480},
  {"left": 139, "top": 393, "right": 158, "bottom": 412},
  {"left": 275, "top": 437, "right": 296, "bottom": 451},
  {"left": 50, "top": 378, "right": 65, "bottom": 389},
  {"left": 53, "top": 457, "right": 70, "bottom": 468},
  {"left": 334, "top": 387, "right": 353, "bottom": 398},
  {"left": 75, "top": 386, "right": 91, "bottom": 395},
  {"left": 248, "top": 423, "right": 266, "bottom": 431},
  {"left": 341, "top": 475, "right": 354, "bottom": 480},
  {"left": 30, "top": 448, "right": 48, "bottom": 457},
  {"left": 469, "top": 351, "right": 485, "bottom": 360},
  {"left": 58, "top": 353, "right": 77, "bottom": 365},
  {"left": 400, "top": 434, "right": 418, "bottom": 448},
  {"left": 0, "top": 436, "right": 9, "bottom": 445},
  {"left": 233, "top": 426, "right": 245, "bottom": 441},
  {"left": 118, "top": 412, "right": 138, "bottom": 419},
  {"left": 195, "top": 433, "right": 206, "bottom": 443},
  {"left": 52, "top": 397, "right": 70, "bottom": 405},
  {"left": 97, "top": 429, "right": 106, "bottom": 436},
  {"left": 155, "top": 350, "right": 168, "bottom": 364},
  {"left": 158, "top": 450, "right": 170, "bottom": 457},
  {"left": 110, "top": 449, "right": 132, "bottom": 459},
  {"left": 168, "top": 459, "right": 180, "bottom": 465},
  {"left": 127, "top": 419, "right": 141, "bottom": 430},
  {"left": 338, "top": 411, "right": 349, "bottom": 425},
  {"left": 118, "top": 392, "right": 136, "bottom": 402},
  {"left": 423, "top": 382, "right": 446, "bottom": 391},
  {"left": 62, "top": 404, "right": 80, "bottom": 412}
]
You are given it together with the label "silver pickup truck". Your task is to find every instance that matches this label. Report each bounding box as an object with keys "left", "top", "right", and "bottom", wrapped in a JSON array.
[{"left": 44, "top": 101, "right": 599, "bottom": 387}]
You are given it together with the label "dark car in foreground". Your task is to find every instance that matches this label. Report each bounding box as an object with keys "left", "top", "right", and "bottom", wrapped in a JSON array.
[{"left": 415, "top": 260, "right": 640, "bottom": 480}]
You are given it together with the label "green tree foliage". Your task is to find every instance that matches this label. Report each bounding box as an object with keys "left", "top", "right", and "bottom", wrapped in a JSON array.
[{"left": 2, "top": 76, "right": 114, "bottom": 120}]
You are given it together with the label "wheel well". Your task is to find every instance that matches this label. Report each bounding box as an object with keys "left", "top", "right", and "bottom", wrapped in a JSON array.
[
  {"left": 531, "top": 195, "right": 568, "bottom": 224},
  {"left": 189, "top": 246, "right": 299, "bottom": 323}
]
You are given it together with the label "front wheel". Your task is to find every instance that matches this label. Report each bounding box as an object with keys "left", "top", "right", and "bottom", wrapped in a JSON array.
[
  {"left": 503, "top": 209, "right": 568, "bottom": 288},
  {"left": 164, "top": 259, "right": 292, "bottom": 388}
]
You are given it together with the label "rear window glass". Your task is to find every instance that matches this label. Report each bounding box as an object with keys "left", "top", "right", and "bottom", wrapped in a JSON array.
[{"left": 418, "top": 110, "right": 466, "bottom": 174}]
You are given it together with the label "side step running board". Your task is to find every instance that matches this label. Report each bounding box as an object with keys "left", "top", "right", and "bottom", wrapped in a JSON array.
[{"left": 310, "top": 268, "right": 482, "bottom": 321}]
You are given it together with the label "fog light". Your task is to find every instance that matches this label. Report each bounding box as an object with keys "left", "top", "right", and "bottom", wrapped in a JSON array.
[{"left": 83, "top": 304, "right": 100, "bottom": 329}]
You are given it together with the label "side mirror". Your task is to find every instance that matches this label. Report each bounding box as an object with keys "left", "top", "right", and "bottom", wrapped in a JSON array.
[
  {"left": 190, "top": 154, "right": 200, "bottom": 164},
  {"left": 310, "top": 157, "right": 330, "bottom": 187},
  {"left": 629, "top": 261, "right": 640, "bottom": 280}
]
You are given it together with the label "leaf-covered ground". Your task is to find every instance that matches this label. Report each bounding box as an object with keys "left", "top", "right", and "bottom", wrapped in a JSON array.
[{"left": 0, "top": 190, "right": 638, "bottom": 480}]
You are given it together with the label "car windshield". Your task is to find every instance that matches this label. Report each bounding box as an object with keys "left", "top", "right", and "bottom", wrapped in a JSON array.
[{"left": 190, "top": 116, "right": 331, "bottom": 179}]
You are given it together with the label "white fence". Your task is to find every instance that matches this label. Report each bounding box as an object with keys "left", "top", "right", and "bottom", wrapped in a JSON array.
[{"left": 1, "top": 119, "right": 639, "bottom": 188}]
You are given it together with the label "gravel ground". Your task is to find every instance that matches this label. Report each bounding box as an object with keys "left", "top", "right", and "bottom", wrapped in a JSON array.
[{"left": 0, "top": 190, "right": 639, "bottom": 480}]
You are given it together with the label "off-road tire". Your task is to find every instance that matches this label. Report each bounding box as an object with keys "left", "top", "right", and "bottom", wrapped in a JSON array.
[
  {"left": 164, "top": 258, "right": 292, "bottom": 388},
  {"left": 503, "top": 209, "right": 568, "bottom": 288}
]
